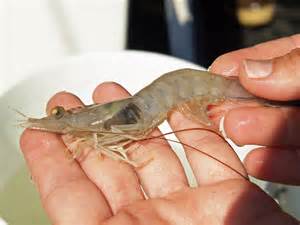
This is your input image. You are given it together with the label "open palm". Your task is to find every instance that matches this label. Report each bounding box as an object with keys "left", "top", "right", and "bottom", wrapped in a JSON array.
[{"left": 20, "top": 82, "right": 296, "bottom": 225}]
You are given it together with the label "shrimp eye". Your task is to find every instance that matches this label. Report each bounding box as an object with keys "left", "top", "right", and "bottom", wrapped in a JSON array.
[{"left": 51, "top": 106, "right": 65, "bottom": 119}]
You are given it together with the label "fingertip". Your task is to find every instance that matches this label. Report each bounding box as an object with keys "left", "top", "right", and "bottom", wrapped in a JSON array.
[
  {"left": 243, "top": 148, "right": 262, "bottom": 175},
  {"left": 92, "top": 82, "right": 131, "bottom": 103},
  {"left": 207, "top": 100, "right": 261, "bottom": 129},
  {"left": 19, "top": 129, "right": 32, "bottom": 155},
  {"left": 209, "top": 53, "right": 240, "bottom": 76},
  {"left": 20, "top": 129, "right": 64, "bottom": 163},
  {"left": 243, "top": 148, "right": 271, "bottom": 178},
  {"left": 224, "top": 107, "right": 275, "bottom": 147},
  {"left": 244, "top": 147, "right": 300, "bottom": 185},
  {"left": 223, "top": 108, "right": 249, "bottom": 146},
  {"left": 46, "top": 91, "right": 83, "bottom": 115},
  {"left": 20, "top": 129, "right": 62, "bottom": 153}
]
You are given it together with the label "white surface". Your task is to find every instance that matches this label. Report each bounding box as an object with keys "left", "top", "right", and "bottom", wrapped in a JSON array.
[
  {"left": 0, "top": 51, "right": 299, "bottom": 220},
  {"left": 0, "top": 0, "right": 128, "bottom": 95},
  {"left": 0, "top": 218, "right": 7, "bottom": 225},
  {"left": 60, "top": 0, "right": 128, "bottom": 52}
]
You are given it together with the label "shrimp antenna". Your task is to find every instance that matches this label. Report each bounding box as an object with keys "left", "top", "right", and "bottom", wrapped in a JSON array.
[
  {"left": 161, "top": 137, "right": 248, "bottom": 180},
  {"left": 10, "top": 107, "right": 29, "bottom": 119},
  {"left": 139, "top": 127, "right": 249, "bottom": 180},
  {"left": 144, "top": 127, "right": 224, "bottom": 140}
]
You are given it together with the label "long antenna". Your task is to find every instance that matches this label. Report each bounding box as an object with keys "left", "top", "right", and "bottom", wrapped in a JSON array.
[
  {"left": 10, "top": 107, "right": 29, "bottom": 118},
  {"left": 138, "top": 127, "right": 249, "bottom": 180}
]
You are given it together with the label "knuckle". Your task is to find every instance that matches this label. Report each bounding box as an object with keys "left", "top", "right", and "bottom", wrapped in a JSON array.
[
  {"left": 289, "top": 48, "right": 300, "bottom": 58},
  {"left": 275, "top": 48, "right": 300, "bottom": 78},
  {"left": 286, "top": 49, "right": 300, "bottom": 79},
  {"left": 291, "top": 33, "right": 300, "bottom": 48}
]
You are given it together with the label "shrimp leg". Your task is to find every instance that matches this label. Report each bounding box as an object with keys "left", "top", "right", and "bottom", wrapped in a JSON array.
[{"left": 100, "top": 145, "right": 138, "bottom": 167}]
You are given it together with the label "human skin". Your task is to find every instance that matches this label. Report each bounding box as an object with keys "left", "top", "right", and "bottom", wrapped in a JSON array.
[
  {"left": 210, "top": 33, "right": 300, "bottom": 185},
  {"left": 20, "top": 81, "right": 298, "bottom": 225}
]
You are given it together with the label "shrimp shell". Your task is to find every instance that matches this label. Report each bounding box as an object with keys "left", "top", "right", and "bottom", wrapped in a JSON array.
[{"left": 21, "top": 69, "right": 272, "bottom": 166}]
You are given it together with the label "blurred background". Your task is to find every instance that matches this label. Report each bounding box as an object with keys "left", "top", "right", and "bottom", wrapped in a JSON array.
[
  {"left": 0, "top": 0, "right": 299, "bottom": 224},
  {"left": 1, "top": 0, "right": 300, "bottom": 93},
  {"left": 128, "top": 0, "right": 300, "bottom": 66}
]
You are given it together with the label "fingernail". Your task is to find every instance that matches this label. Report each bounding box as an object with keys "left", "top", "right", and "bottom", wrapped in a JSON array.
[{"left": 243, "top": 59, "right": 273, "bottom": 78}]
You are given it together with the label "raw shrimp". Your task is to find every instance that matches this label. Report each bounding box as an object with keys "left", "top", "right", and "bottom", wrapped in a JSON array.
[{"left": 19, "top": 69, "right": 278, "bottom": 167}]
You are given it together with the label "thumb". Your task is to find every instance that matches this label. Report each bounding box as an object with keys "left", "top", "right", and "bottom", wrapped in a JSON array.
[{"left": 239, "top": 48, "right": 300, "bottom": 101}]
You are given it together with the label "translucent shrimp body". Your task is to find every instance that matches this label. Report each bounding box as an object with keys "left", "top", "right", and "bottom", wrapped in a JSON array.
[
  {"left": 133, "top": 69, "right": 255, "bottom": 129},
  {"left": 22, "top": 69, "right": 259, "bottom": 165}
]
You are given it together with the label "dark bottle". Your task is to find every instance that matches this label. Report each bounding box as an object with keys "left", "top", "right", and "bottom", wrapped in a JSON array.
[{"left": 192, "top": 0, "right": 243, "bottom": 67}]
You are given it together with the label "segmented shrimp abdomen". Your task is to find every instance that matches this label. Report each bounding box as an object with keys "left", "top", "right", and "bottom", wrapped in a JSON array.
[{"left": 133, "top": 69, "right": 255, "bottom": 126}]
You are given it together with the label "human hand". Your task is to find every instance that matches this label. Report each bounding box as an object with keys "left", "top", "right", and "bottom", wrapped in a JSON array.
[
  {"left": 209, "top": 34, "right": 300, "bottom": 185},
  {"left": 20, "top": 83, "right": 297, "bottom": 224}
]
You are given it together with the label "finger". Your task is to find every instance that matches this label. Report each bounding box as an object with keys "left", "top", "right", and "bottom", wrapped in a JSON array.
[
  {"left": 244, "top": 147, "right": 300, "bottom": 185},
  {"left": 103, "top": 180, "right": 298, "bottom": 225},
  {"left": 207, "top": 100, "right": 262, "bottom": 127},
  {"left": 224, "top": 106, "right": 300, "bottom": 146},
  {"left": 239, "top": 48, "right": 300, "bottom": 100},
  {"left": 168, "top": 111, "right": 248, "bottom": 185},
  {"left": 92, "top": 82, "right": 131, "bottom": 104},
  {"left": 20, "top": 129, "right": 111, "bottom": 225},
  {"left": 47, "top": 91, "right": 144, "bottom": 214},
  {"left": 210, "top": 34, "right": 300, "bottom": 77},
  {"left": 92, "top": 82, "right": 188, "bottom": 198},
  {"left": 46, "top": 91, "right": 83, "bottom": 115},
  {"left": 210, "top": 35, "right": 300, "bottom": 101}
]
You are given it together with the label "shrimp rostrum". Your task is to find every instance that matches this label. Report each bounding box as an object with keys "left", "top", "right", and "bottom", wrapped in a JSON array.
[{"left": 21, "top": 69, "right": 271, "bottom": 166}]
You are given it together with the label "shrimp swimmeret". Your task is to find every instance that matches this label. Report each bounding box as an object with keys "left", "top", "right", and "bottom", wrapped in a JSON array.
[{"left": 20, "top": 69, "right": 278, "bottom": 168}]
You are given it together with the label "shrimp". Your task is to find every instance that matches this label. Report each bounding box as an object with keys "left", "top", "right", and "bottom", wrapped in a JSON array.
[{"left": 19, "top": 69, "right": 281, "bottom": 167}]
